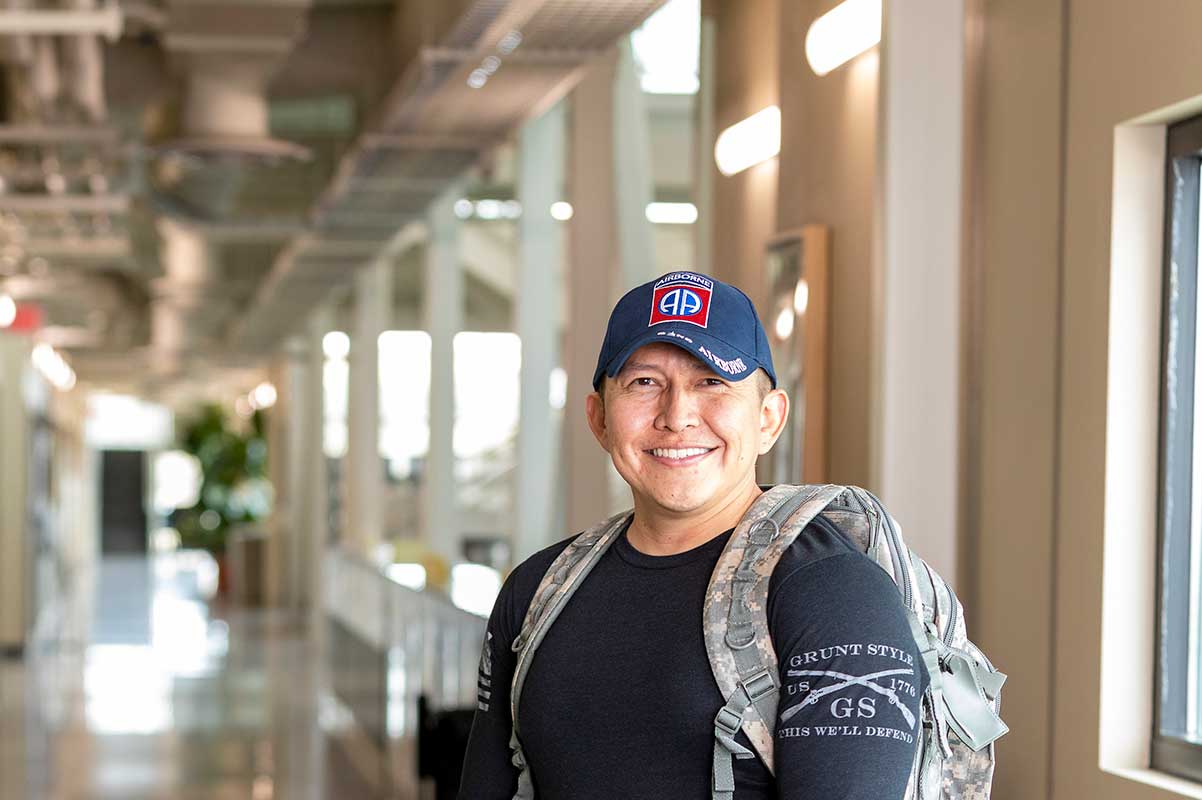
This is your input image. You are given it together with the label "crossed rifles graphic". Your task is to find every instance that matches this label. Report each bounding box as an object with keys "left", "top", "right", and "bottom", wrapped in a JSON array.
[{"left": 780, "top": 668, "right": 917, "bottom": 730}]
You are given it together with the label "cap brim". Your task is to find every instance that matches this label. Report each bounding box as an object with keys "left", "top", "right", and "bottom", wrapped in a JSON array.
[{"left": 593, "top": 326, "right": 766, "bottom": 390}]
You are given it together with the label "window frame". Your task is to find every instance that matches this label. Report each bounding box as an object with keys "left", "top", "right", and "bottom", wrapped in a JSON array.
[{"left": 1152, "top": 112, "right": 1202, "bottom": 783}]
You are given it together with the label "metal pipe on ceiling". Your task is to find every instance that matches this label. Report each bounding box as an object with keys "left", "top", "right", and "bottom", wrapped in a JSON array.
[
  {"left": 0, "top": 6, "right": 123, "bottom": 41},
  {"left": 0, "top": 194, "right": 128, "bottom": 214}
]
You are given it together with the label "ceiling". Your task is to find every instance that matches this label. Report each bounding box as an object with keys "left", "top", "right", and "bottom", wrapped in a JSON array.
[{"left": 0, "top": 0, "right": 668, "bottom": 402}]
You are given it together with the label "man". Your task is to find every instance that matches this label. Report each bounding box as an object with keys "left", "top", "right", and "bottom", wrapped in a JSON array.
[{"left": 459, "top": 271, "right": 928, "bottom": 799}]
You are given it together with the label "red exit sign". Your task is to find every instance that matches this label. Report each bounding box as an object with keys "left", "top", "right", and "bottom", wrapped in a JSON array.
[{"left": 2, "top": 302, "right": 42, "bottom": 333}]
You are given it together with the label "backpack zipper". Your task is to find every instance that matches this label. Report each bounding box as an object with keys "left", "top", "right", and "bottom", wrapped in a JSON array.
[
  {"left": 921, "top": 558, "right": 959, "bottom": 648},
  {"left": 871, "top": 492, "right": 914, "bottom": 611}
]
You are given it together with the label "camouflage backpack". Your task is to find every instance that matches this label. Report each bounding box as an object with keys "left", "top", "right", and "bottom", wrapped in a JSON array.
[{"left": 506, "top": 484, "right": 1008, "bottom": 800}]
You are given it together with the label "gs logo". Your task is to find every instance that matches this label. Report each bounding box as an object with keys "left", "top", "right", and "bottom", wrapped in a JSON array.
[{"left": 831, "top": 697, "right": 877, "bottom": 719}]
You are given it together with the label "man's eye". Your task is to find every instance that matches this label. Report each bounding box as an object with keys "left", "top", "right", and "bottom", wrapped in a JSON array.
[
  {"left": 631, "top": 377, "right": 656, "bottom": 386},
  {"left": 703, "top": 378, "right": 726, "bottom": 387}
]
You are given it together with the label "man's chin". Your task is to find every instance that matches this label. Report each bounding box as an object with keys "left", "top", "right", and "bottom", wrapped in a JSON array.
[{"left": 638, "top": 487, "right": 718, "bottom": 515}]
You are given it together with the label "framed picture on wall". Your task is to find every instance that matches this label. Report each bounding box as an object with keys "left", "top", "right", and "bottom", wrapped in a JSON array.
[{"left": 762, "top": 225, "right": 830, "bottom": 485}]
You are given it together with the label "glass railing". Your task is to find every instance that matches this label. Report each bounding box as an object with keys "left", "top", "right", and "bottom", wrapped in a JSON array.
[{"left": 323, "top": 547, "right": 486, "bottom": 795}]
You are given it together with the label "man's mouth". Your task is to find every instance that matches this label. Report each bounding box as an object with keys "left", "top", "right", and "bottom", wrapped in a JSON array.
[{"left": 647, "top": 446, "right": 717, "bottom": 462}]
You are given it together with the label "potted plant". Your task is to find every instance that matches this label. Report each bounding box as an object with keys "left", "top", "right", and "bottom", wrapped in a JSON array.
[{"left": 172, "top": 402, "right": 272, "bottom": 595}]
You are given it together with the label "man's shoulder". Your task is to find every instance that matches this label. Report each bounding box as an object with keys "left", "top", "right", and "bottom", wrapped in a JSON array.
[
  {"left": 496, "top": 532, "right": 583, "bottom": 624},
  {"left": 509, "top": 533, "right": 579, "bottom": 587},
  {"left": 772, "top": 514, "right": 866, "bottom": 577},
  {"left": 767, "top": 513, "right": 900, "bottom": 609}
]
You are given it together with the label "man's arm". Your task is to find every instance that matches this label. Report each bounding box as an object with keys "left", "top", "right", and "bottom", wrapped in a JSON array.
[
  {"left": 770, "top": 552, "right": 928, "bottom": 800},
  {"left": 457, "top": 576, "right": 521, "bottom": 798}
]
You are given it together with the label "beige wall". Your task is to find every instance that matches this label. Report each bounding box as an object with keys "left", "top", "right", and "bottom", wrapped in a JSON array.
[
  {"left": 712, "top": 0, "right": 880, "bottom": 486},
  {"left": 973, "top": 0, "right": 1064, "bottom": 796},
  {"left": 977, "top": 1, "right": 1202, "bottom": 798},
  {"left": 1057, "top": 1, "right": 1202, "bottom": 798},
  {"left": 708, "top": 0, "right": 779, "bottom": 305},
  {"left": 776, "top": 0, "right": 880, "bottom": 487}
]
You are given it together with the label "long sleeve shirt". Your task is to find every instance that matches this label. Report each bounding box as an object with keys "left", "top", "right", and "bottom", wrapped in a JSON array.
[{"left": 458, "top": 513, "right": 928, "bottom": 799}]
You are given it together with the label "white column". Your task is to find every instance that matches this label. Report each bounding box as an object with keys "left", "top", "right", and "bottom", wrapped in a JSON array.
[
  {"left": 302, "top": 306, "right": 331, "bottom": 614},
  {"left": 423, "top": 189, "right": 462, "bottom": 569},
  {"left": 565, "top": 53, "right": 623, "bottom": 532},
  {"left": 345, "top": 259, "right": 391, "bottom": 560},
  {"left": 0, "top": 336, "right": 30, "bottom": 651},
  {"left": 265, "top": 336, "right": 312, "bottom": 609},
  {"left": 695, "top": 12, "right": 716, "bottom": 277},
  {"left": 876, "top": 0, "right": 966, "bottom": 582},
  {"left": 613, "top": 38, "right": 657, "bottom": 288},
  {"left": 514, "top": 103, "right": 566, "bottom": 562}
]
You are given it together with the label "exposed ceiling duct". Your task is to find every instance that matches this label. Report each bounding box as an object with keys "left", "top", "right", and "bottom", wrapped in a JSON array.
[
  {"left": 0, "top": 0, "right": 669, "bottom": 399},
  {"left": 158, "top": 0, "right": 314, "bottom": 163},
  {"left": 233, "top": 0, "right": 669, "bottom": 352}
]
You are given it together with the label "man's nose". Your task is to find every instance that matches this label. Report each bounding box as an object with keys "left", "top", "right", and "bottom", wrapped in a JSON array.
[{"left": 656, "top": 385, "right": 700, "bottom": 431}]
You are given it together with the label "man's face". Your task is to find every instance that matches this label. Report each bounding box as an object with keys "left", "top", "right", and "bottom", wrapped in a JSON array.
[{"left": 585, "top": 342, "right": 788, "bottom": 519}]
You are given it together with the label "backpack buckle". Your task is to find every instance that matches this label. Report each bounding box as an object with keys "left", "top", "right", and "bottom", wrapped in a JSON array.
[
  {"left": 714, "top": 706, "right": 744, "bottom": 737},
  {"left": 741, "top": 668, "right": 777, "bottom": 701}
]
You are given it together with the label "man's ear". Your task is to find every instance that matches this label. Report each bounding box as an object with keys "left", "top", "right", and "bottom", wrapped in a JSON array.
[
  {"left": 585, "top": 391, "right": 611, "bottom": 452},
  {"left": 758, "top": 388, "right": 790, "bottom": 455}
]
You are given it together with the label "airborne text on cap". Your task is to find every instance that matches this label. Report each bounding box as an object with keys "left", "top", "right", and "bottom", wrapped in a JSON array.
[
  {"left": 698, "top": 345, "right": 748, "bottom": 375},
  {"left": 653, "top": 271, "right": 714, "bottom": 291}
]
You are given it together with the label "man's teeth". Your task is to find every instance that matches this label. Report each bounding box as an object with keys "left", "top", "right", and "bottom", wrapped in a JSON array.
[{"left": 650, "top": 447, "right": 712, "bottom": 460}]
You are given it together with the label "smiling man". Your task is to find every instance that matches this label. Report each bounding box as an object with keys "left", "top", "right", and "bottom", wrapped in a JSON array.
[{"left": 458, "top": 271, "right": 927, "bottom": 799}]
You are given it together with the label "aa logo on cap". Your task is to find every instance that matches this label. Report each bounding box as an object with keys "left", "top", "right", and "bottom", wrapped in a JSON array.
[{"left": 649, "top": 281, "right": 712, "bottom": 328}]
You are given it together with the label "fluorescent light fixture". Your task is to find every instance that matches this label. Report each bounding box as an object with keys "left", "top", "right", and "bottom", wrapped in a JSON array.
[
  {"left": 497, "top": 30, "right": 523, "bottom": 55},
  {"left": 31, "top": 342, "right": 75, "bottom": 391},
  {"left": 645, "top": 202, "right": 698, "bottom": 225},
  {"left": 805, "top": 0, "right": 882, "bottom": 76},
  {"left": 475, "top": 199, "right": 501, "bottom": 220},
  {"left": 793, "top": 279, "right": 810, "bottom": 316},
  {"left": 250, "top": 381, "right": 277, "bottom": 410},
  {"left": 550, "top": 201, "right": 574, "bottom": 221},
  {"left": 0, "top": 294, "right": 15, "bottom": 327},
  {"left": 774, "top": 307, "right": 794, "bottom": 340},
  {"left": 468, "top": 199, "right": 522, "bottom": 221},
  {"left": 323, "top": 331, "right": 350, "bottom": 360},
  {"left": 714, "top": 106, "right": 781, "bottom": 177}
]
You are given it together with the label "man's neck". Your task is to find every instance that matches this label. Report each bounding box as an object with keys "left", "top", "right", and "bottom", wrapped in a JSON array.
[{"left": 625, "top": 480, "right": 764, "bottom": 556}]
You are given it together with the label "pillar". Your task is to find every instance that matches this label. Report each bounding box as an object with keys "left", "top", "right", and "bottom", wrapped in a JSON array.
[
  {"left": 695, "top": 8, "right": 716, "bottom": 276},
  {"left": 876, "top": 0, "right": 967, "bottom": 583},
  {"left": 302, "top": 306, "right": 331, "bottom": 612},
  {"left": 345, "top": 258, "right": 391, "bottom": 560},
  {"left": 265, "top": 334, "right": 314, "bottom": 609},
  {"left": 0, "top": 335, "right": 30, "bottom": 652},
  {"left": 514, "top": 103, "right": 565, "bottom": 561},
  {"left": 422, "top": 188, "right": 462, "bottom": 568},
  {"left": 564, "top": 53, "right": 623, "bottom": 533},
  {"left": 613, "top": 38, "right": 657, "bottom": 288}
]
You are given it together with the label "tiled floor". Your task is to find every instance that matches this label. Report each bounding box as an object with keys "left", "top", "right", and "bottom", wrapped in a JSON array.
[{"left": 0, "top": 552, "right": 384, "bottom": 800}]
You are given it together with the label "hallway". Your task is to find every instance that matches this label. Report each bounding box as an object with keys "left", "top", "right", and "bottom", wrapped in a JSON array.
[{"left": 0, "top": 554, "right": 376, "bottom": 800}]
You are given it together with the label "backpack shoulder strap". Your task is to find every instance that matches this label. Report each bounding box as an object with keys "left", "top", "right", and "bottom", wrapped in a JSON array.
[
  {"left": 704, "top": 483, "right": 849, "bottom": 799},
  {"left": 507, "top": 509, "right": 632, "bottom": 800}
]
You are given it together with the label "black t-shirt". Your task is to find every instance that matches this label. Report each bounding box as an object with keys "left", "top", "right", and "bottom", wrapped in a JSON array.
[{"left": 459, "top": 513, "right": 929, "bottom": 799}]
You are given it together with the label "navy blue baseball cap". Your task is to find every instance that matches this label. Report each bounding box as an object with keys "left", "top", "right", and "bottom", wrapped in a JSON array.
[{"left": 592, "top": 270, "right": 777, "bottom": 391}]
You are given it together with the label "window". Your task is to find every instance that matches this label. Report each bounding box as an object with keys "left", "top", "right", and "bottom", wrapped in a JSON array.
[{"left": 1154, "top": 113, "right": 1202, "bottom": 782}]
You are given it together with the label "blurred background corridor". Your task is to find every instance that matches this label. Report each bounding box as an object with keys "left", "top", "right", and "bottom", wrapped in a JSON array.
[{"left": 3, "top": 0, "right": 1202, "bottom": 798}]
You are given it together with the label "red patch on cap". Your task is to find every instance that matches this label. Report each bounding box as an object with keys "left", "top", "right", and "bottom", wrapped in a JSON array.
[{"left": 649, "top": 282, "right": 711, "bottom": 328}]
